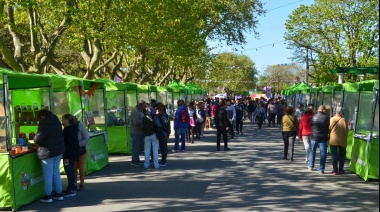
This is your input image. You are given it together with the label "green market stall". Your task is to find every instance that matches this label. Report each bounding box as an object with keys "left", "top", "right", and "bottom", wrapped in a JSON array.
[
  {"left": 95, "top": 79, "right": 130, "bottom": 155},
  {"left": 46, "top": 74, "right": 109, "bottom": 175},
  {"left": 0, "top": 68, "right": 52, "bottom": 210},
  {"left": 349, "top": 80, "right": 379, "bottom": 181},
  {"left": 309, "top": 87, "right": 323, "bottom": 111}
]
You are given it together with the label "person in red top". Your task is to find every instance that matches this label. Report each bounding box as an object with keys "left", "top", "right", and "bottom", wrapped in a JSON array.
[{"left": 299, "top": 108, "right": 313, "bottom": 163}]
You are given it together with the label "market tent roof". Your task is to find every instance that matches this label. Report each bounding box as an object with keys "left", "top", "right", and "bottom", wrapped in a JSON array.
[
  {"left": 45, "top": 74, "right": 105, "bottom": 91},
  {"left": 343, "top": 80, "right": 378, "bottom": 92},
  {"left": 0, "top": 67, "right": 51, "bottom": 89},
  {"left": 281, "top": 83, "right": 298, "bottom": 95},
  {"left": 291, "top": 82, "right": 311, "bottom": 94},
  {"left": 137, "top": 84, "right": 149, "bottom": 93},
  {"left": 310, "top": 87, "right": 323, "bottom": 93},
  {"left": 124, "top": 82, "right": 138, "bottom": 91},
  {"left": 329, "top": 67, "right": 379, "bottom": 75},
  {"left": 95, "top": 78, "right": 125, "bottom": 91},
  {"left": 167, "top": 81, "right": 188, "bottom": 93},
  {"left": 157, "top": 86, "right": 168, "bottom": 92},
  {"left": 322, "top": 84, "right": 343, "bottom": 93},
  {"left": 185, "top": 82, "right": 203, "bottom": 94},
  {"left": 149, "top": 85, "right": 157, "bottom": 93}
]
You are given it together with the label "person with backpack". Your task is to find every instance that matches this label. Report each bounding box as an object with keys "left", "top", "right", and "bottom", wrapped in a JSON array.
[
  {"left": 267, "top": 99, "right": 277, "bottom": 128},
  {"left": 173, "top": 100, "right": 190, "bottom": 152},
  {"left": 195, "top": 103, "right": 206, "bottom": 140},
  {"left": 141, "top": 110, "right": 160, "bottom": 169},
  {"left": 155, "top": 103, "right": 171, "bottom": 166}
]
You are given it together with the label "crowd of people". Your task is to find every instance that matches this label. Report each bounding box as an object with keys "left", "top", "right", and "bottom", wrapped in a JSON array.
[{"left": 33, "top": 94, "right": 348, "bottom": 203}]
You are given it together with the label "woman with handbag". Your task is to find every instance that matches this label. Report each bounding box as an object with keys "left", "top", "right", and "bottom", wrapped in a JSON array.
[{"left": 281, "top": 106, "right": 298, "bottom": 161}]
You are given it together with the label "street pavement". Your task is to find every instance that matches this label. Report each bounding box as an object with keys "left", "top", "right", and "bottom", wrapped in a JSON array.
[{"left": 20, "top": 120, "right": 379, "bottom": 212}]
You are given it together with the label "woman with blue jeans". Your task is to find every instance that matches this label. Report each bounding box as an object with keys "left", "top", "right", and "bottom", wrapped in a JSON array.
[{"left": 34, "top": 109, "right": 66, "bottom": 203}]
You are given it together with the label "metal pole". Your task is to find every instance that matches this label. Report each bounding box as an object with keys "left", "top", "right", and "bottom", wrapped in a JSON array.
[{"left": 305, "top": 48, "right": 309, "bottom": 84}]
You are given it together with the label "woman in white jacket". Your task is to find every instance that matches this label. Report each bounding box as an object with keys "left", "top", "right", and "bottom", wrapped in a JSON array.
[{"left": 73, "top": 118, "right": 90, "bottom": 191}]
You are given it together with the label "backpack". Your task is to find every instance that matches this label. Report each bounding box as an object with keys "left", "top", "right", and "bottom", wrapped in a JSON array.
[
  {"left": 141, "top": 116, "right": 156, "bottom": 136},
  {"left": 181, "top": 109, "right": 190, "bottom": 123}
]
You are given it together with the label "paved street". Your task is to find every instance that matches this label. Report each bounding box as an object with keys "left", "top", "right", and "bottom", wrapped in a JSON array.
[{"left": 20, "top": 121, "right": 379, "bottom": 212}]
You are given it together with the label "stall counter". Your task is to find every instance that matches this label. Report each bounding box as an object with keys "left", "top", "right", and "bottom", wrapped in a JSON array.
[
  {"left": 107, "top": 126, "right": 131, "bottom": 155},
  {"left": 349, "top": 135, "right": 379, "bottom": 181},
  {"left": 0, "top": 152, "right": 44, "bottom": 210},
  {"left": 86, "top": 131, "right": 109, "bottom": 175}
]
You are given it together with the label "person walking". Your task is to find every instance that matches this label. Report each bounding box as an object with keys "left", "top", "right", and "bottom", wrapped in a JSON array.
[
  {"left": 294, "top": 103, "right": 305, "bottom": 138},
  {"left": 247, "top": 100, "right": 256, "bottom": 123},
  {"left": 141, "top": 110, "right": 160, "bottom": 169},
  {"left": 276, "top": 100, "right": 285, "bottom": 127},
  {"left": 34, "top": 109, "right": 65, "bottom": 203},
  {"left": 129, "top": 101, "right": 147, "bottom": 166},
  {"left": 156, "top": 103, "right": 170, "bottom": 166},
  {"left": 215, "top": 100, "right": 231, "bottom": 151},
  {"left": 267, "top": 99, "right": 277, "bottom": 128},
  {"left": 195, "top": 103, "right": 206, "bottom": 140},
  {"left": 309, "top": 105, "right": 330, "bottom": 174},
  {"left": 329, "top": 107, "right": 348, "bottom": 175},
  {"left": 187, "top": 103, "right": 196, "bottom": 144},
  {"left": 235, "top": 99, "right": 244, "bottom": 134},
  {"left": 173, "top": 100, "right": 190, "bottom": 152},
  {"left": 298, "top": 108, "right": 313, "bottom": 163},
  {"left": 73, "top": 117, "right": 90, "bottom": 191},
  {"left": 226, "top": 99, "right": 236, "bottom": 139},
  {"left": 252, "top": 104, "right": 266, "bottom": 131},
  {"left": 204, "top": 99, "right": 212, "bottom": 130},
  {"left": 61, "top": 114, "right": 80, "bottom": 197},
  {"left": 281, "top": 106, "right": 298, "bottom": 161}
]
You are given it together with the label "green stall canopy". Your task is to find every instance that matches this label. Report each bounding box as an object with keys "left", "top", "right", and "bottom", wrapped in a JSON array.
[
  {"left": 0, "top": 68, "right": 51, "bottom": 89},
  {"left": 330, "top": 67, "right": 379, "bottom": 75},
  {"left": 44, "top": 74, "right": 105, "bottom": 91},
  {"left": 167, "top": 81, "right": 187, "bottom": 93},
  {"left": 137, "top": 85, "right": 149, "bottom": 93},
  {"left": 124, "top": 82, "right": 138, "bottom": 91},
  {"left": 95, "top": 78, "right": 126, "bottom": 91}
]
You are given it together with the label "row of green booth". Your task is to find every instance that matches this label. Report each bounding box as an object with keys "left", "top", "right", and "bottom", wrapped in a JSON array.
[
  {"left": 0, "top": 67, "right": 207, "bottom": 210},
  {"left": 281, "top": 79, "right": 379, "bottom": 182}
]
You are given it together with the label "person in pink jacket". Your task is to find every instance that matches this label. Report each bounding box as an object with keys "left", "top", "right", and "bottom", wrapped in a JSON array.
[
  {"left": 211, "top": 101, "right": 217, "bottom": 128},
  {"left": 299, "top": 108, "right": 313, "bottom": 163}
]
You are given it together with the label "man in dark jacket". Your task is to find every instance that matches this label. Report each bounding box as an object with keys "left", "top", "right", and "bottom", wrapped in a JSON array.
[
  {"left": 215, "top": 100, "right": 231, "bottom": 151},
  {"left": 34, "top": 109, "right": 65, "bottom": 203},
  {"left": 308, "top": 105, "right": 330, "bottom": 174}
]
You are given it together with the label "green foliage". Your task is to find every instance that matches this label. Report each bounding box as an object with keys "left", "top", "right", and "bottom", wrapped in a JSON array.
[
  {"left": 0, "top": 0, "right": 265, "bottom": 84},
  {"left": 285, "top": 0, "right": 379, "bottom": 84},
  {"left": 206, "top": 52, "right": 257, "bottom": 94}
]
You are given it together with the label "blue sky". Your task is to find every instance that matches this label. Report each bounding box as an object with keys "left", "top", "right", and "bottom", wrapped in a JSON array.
[{"left": 207, "top": 0, "right": 315, "bottom": 75}]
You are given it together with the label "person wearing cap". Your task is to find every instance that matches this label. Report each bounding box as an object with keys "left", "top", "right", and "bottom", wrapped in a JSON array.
[
  {"left": 329, "top": 107, "right": 348, "bottom": 175},
  {"left": 309, "top": 105, "right": 330, "bottom": 174}
]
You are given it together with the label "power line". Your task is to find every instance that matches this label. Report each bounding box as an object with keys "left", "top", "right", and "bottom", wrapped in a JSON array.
[
  {"left": 243, "top": 40, "right": 287, "bottom": 52},
  {"left": 267, "top": 0, "right": 304, "bottom": 12}
]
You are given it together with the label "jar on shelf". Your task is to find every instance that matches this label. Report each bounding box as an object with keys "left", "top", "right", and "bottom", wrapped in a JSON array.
[
  {"left": 33, "top": 103, "right": 38, "bottom": 110},
  {"left": 21, "top": 103, "right": 27, "bottom": 110}
]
